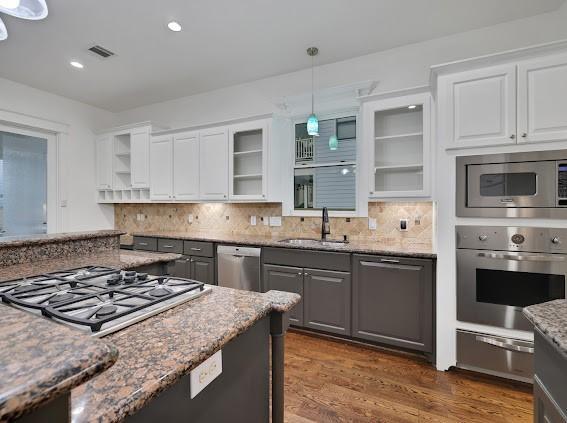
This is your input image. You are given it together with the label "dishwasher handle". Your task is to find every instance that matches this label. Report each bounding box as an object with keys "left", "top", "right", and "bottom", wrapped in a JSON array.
[{"left": 217, "top": 245, "right": 261, "bottom": 257}]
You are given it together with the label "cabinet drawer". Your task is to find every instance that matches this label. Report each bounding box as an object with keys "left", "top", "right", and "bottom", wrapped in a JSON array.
[
  {"left": 263, "top": 247, "right": 350, "bottom": 272},
  {"left": 184, "top": 241, "right": 214, "bottom": 257},
  {"left": 133, "top": 236, "right": 157, "bottom": 251},
  {"left": 158, "top": 238, "right": 184, "bottom": 254}
]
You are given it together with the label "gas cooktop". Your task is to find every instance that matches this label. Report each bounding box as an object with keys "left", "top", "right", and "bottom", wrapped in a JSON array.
[{"left": 0, "top": 266, "right": 211, "bottom": 337}]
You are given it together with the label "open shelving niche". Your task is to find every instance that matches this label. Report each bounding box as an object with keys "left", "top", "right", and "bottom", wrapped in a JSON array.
[
  {"left": 97, "top": 132, "right": 150, "bottom": 203},
  {"left": 373, "top": 105, "right": 424, "bottom": 193},
  {"left": 232, "top": 128, "right": 264, "bottom": 196}
]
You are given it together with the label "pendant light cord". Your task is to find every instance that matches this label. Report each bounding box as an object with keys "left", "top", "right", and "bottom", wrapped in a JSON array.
[{"left": 311, "top": 53, "right": 314, "bottom": 114}]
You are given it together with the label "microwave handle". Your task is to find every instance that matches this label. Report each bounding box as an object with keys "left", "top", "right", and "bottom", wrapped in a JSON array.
[
  {"left": 477, "top": 252, "right": 565, "bottom": 262},
  {"left": 475, "top": 335, "right": 534, "bottom": 354}
]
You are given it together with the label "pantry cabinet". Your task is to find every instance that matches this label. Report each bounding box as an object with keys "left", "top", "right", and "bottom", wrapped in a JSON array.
[{"left": 438, "top": 52, "right": 567, "bottom": 149}]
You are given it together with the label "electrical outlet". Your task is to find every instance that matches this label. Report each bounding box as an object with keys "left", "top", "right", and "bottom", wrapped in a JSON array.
[
  {"left": 414, "top": 215, "right": 421, "bottom": 225},
  {"left": 269, "top": 216, "right": 282, "bottom": 227},
  {"left": 399, "top": 218, "right": 409, "bottom": 231},
  {"left": 187, "top": 214, "right": 194, "bottom": 224},
  {"left": 368, "top": 218, "right": 377, "bottom": 230},
  {"left": 250, "top": 216, "right": 257, "bottom": 226}
]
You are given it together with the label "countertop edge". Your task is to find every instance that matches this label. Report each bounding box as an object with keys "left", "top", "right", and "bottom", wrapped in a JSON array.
[
  {"left": 523, "top": 300, "right": 567, "bottom": 354},
  {"left": 0, "top": 230, "right": 125, "bottom": 249}
]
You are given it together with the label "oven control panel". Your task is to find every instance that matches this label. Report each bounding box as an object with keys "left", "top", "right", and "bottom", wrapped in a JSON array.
[
  {"left": 457, "top": 226, "right": 567, "bottom": 253},
  {"left": 558, "top": 163, "right": 567, "bottom": 206}
]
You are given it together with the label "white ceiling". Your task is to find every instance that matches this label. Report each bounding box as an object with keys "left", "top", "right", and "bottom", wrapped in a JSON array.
[{"left": 0, "top": 0, "right": 564, "bottom": 112}]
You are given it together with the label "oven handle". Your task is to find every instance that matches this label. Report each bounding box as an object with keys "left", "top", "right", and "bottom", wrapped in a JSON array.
[
  {"left": 477, "top": 252, "right": 565, "bottom": 262},
  {"left": 475, "top": 335, "right": 534, "bottom": 354}
]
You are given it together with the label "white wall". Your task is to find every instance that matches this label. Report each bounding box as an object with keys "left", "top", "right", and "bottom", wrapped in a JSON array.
[
  {"left": 114, "top": 4, "right": 567, "bottom": 129},
  {"left": 0, "top": 77, "right": 116, "bottom": 231}
]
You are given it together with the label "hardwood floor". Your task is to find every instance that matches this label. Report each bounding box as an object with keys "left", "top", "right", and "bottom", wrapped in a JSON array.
[{"left": 284, "top": 331, "right": 533, "bottom": 423}]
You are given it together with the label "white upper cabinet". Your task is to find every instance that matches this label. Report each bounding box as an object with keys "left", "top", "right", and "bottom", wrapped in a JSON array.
[
  {"left": 441, "top": 64, "right": 517, "bottom": 148},
  {"left": 364, "top": 92, "right": 432, "bottom": 198},
  {"left": 149, "top": 135, "right": 174, "bottom": 200},
  {"left": 518, "top": 54, "right": 567, "bottom": 143},
  {"left": 228, "top": 119, "right": 268, "bottom": 201},
  {"left": 130, "top": 128, "right": 150, "bottom": 188},
  {"left": 199, "top": 126, "right": 229, "bottom": 200},
  {"left": 96, "top": 135, "right": 113, "bottom": 189},
  {"left": 173, "top": 131, "right": 200, "bottom": 200}
]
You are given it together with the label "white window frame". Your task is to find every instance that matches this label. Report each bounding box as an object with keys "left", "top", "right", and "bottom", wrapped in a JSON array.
[
  {"left": 0, "top": 109, "right": 68, "bottom": 234},
  {"left": 283, "top": 108, "right": 368, "bottom": 218}
]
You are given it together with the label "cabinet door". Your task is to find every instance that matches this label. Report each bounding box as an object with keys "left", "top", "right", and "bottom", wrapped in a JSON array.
[
  {"left": 173, "top": 131, "right": 200, "bottom": 200},
  {"left": 95, "top": 135, "right": 113, "bottom": 189},
  {"left": 189, "top": 256, "right": 215, "bottom": 284},
  {"left": 304, "top": 268, "right": 351, "bottom": 336},
  {"left": 518, "top": 54, "right": 567, "bottom": 144},
  {"left": 130, "top": 128, "right": 150, "bottom": 188},
  {"left": 228, "top": 120, "right": 268, "bottom": 201},
  {"left": 149, "top": 135, "right": 173, "bottom": 200},
  {"left": 443, "top": 64, "right": 517, "bottom": 148},
  {"left": 263, "top": 264, "right": 304, "bottom": 326},
  {"left": 199, "top": 127, "right": 228, "bottom": 200},
  {"left": 166, "top": 257, "right": 190, "bottom": 278},
  {"left": 352, "top": 255, "right": 433, "bottom": 352}
]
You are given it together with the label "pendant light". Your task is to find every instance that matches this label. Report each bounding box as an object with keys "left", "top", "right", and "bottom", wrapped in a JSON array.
[
  {"left": 328, "top": 134, "right": 338, "bottom": 151},
  {"left": 306, "top": 46, "right": 319, "bottom": 136},
  {"left": 0, "top": 0, "right": 48, "bottom": 41}
]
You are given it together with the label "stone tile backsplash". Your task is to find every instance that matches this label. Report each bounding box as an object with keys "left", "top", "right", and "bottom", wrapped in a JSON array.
[{"left": 115, "top": 202, "right": 434, "bottom": 248}]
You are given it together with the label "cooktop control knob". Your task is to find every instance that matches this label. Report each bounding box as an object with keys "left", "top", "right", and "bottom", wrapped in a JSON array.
[
  {"left": 551, "top": 236, "right": 561, "bottom": 245},
  {"left": 511, "top": 234, "right": 525, "bottom": 244},
  {"left": 478, "top": 235, "right": 488, "bottom": 241}
]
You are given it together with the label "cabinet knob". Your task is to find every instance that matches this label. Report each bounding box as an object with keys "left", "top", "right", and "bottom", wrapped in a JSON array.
[
  {"left": 551, "top": 237, "right": 561, "bottom": 245},
  {"left": 509, "top": 134, "right": 516, "bottom": 140},
  {"left": 479, "top": 235, "right": 488, "bottom": 241},
  {"left": 521, "top": 133, "right": 527, "bottom": 138},
  {"left": 297, "top": 272, "right": 302, "bottom": 275},
  {"left": 304, "top": 272, "right": 310, "bottom": 276}
]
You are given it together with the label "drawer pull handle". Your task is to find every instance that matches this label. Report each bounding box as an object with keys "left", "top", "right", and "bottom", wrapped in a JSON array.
[
  {"left": 475, "top": 335, "right": 534, "bottom": 354},
  {"left": 138, "top": 242, "right": 148, "bottom": 246},
  {"left": 190, "top": 248, "right": 202, "bottom": 251},
  {"left": 380, "top": 258, "right": 400, "bottom": 264},
  {"left": 163, "top": 245, "right": 174, "bottom": 248},
  {"left": 297, "top": 272, "right": 302, "bottom": 275}
]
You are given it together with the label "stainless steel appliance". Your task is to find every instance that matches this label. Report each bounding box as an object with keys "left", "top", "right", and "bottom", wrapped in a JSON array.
[
  {"left": 217, "top": 245, "right": 261, "bottom": 291},
  {"left": 456, "top": 149, "right": 567, "bottom": 218},
  {"left": 0, "top": 266, "right": 211, "bottom": 337},
  {"left": 456, "top": 226, "right": 567, "bottom": 382},
  {"left": 457, "top": 226, "right": 567, "bottom": 331}
]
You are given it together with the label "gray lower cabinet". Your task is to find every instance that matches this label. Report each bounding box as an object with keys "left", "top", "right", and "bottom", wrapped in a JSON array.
[
  {"left": 166, "top": 256, "right": 215, "bottom": 284},
  {"left": 189, "top": 256, "right": 215, "bottom": 285},
  {"left": 352, "top": 254, "right": 433, "bottom": 353},
  {"left": 263, "top": 264, "right": 304, "bottom": 326},
  {"left": 534, "top": 377, "right": 567, "bottom": 423},
  {"left": 304, "top": 268, "right": 351, "bottom": 336}
]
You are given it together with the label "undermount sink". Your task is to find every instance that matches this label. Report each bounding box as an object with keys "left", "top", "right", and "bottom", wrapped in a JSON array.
[{"left": 278, "top": 238, "right": 349, "bottom": 247}]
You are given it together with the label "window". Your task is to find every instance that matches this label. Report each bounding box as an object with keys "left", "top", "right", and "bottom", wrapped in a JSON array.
[
  {"left": 294, "top": 116, "right": 357, "bottom": 212},
  {"left": 0, "top": 130, "right": 48, "bottom": 236}
]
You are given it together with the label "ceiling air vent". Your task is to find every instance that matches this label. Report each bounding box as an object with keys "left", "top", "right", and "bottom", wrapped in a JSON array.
[{"left": 88, "top": 45, "right": 115, "bottom": 58}]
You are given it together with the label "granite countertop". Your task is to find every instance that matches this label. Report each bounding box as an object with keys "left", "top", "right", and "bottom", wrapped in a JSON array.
[
  {"left": 0, "top": 305, "right": 118, "bottom": 422},
  {"left": 524, "top": 299, "right": 567, "bottom": 353},
  {"left": 0, "top": 250, "right": 182, "bottom": 283},
  {"left": 71, "top": 286, "right": 300, "bottom": 423},
  {"left": 128, "top": 231, "right": 436, "bottom": 259},
  {"left": 0, "top": 230, "right": 124, "bottom": 248}
]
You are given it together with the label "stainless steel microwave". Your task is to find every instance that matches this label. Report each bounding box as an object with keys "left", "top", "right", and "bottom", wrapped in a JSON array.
[{"left": 457, "top": 149, "right": 567, "bottom": 218}]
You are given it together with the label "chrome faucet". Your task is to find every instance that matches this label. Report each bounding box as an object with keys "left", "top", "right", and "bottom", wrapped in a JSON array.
[{"left": 321, "top": 207, "right": 330, "bottom": 241}]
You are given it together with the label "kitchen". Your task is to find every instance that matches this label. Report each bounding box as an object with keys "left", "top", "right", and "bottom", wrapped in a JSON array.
[{"left": 1, "top": 1, "right": 567, "bottom": 422}]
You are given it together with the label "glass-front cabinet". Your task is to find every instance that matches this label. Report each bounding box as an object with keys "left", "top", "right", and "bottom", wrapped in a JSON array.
[
  {"left": 228, "top": 119, "right": 268, "bottom": 201},
  {"left": 363, "top": 92, "right": 431, "bottom": 198}
]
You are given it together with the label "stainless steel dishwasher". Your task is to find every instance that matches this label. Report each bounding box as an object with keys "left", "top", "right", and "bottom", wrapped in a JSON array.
[{"left": 217, "top": 245, "right": 262, "bottom": 291}]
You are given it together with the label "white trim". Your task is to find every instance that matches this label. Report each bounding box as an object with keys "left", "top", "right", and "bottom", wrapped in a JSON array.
[
  {"left": 95, "top": 121, "right": 167, "bottom": 136},
  {"left": 357, "top": 85, "right": 430, "bottom": 103},
  {"left": 152, "top": 113, "right": 275, "bottom": 136},
  {"left": 0, "top": 108, "right": 68, "bottom": 134}
]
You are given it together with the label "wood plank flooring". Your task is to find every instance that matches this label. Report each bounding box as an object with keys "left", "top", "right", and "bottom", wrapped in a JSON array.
[{"left": 284, "top": 331, "right": 533, "bottom": 423}]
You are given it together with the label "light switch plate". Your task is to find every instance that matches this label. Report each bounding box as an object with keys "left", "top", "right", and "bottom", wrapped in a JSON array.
[
  {"left": 190, "top": 350, "right": 222, "bottom": 399},
  {"left": 269, "top": 216, "right": 282, "bottom": 227},
  {"left": 368, "top": 218, "right": 377, "bottom": 230},
  {"left": 263, "top": 216, "right": 269, "bottom": 226},
  {"left": 250, "top": 216, "right": 256, "bottom": 226},
  {"left": 187, "top": 214, "right": 194, "bottom": 223}
]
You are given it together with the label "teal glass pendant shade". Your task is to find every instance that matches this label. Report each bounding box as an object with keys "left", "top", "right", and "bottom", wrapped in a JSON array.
[
  {"left": 329, "top": 135, "right": 338, "bottom": 151},
  {"left": 307, "top": 114, "right": 319, "bottom": 136}
]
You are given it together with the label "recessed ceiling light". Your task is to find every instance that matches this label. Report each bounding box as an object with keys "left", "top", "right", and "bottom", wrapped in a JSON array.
[
  {"left": 167, "top": 21, "right": 182, "bottom": 32},
  {"left": 408, "top": 105, "right": 417, "bottom": 109},
  {"left": 70, "top": 61, "right": 84, "bottom": 69}
]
